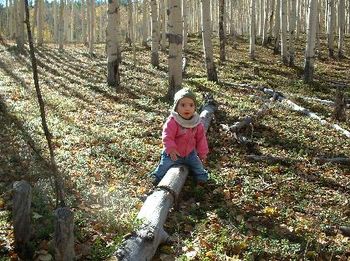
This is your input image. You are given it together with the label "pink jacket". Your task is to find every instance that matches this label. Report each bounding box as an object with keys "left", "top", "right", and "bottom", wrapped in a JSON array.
[{"left": 162, "top": 116, "right": 209, "bottom": 159}]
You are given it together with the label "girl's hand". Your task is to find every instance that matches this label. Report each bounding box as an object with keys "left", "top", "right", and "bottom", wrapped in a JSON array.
[{"left": 169, "top": 149, "right": 180, "bottom": 161}]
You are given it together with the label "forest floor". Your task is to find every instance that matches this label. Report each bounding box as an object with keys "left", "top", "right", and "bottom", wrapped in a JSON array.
[{"left": 0, "top": 35, "right": 350, "bottom": 260}]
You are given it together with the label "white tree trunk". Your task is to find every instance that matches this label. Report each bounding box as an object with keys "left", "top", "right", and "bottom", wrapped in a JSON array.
[
  {"left": 16, "top": 0, "right": 25, "bottom": 51},
  {"left": 70, "top": 1, "right": 74, "bottom": 42},
  {"left": 151, "top": 0, "right": 159, "bottom": 66},
  {"left": 219, "top": 0, "right": 226, "bottom": 61},
  {"left": 167, "top": 0, "right": 183, "bottom": 99},
  {"left": 273, "top": 0, "right": 280, "bottom": 53},
  {"left": 327, "top": 0, "right": 335, "bottom": 57},
  {"left": 259, "top": 0, "right": 265, "bottom": 36},
  {"left": 338, "top": 0, "right": 345, "bottom": 57},
  {"left": 37, "top": 0, "right": 44, "bottom": 45},
  {"left": 127, "top": 0, "right": 133, "bottom": 46},
  {"left": 304, "top": 0, "right": 317, "bottom": 83},
  {"left": 289, "top": 0, "right": 296, "bottom": 66},
  {"left": 32, "top": 0, "right": 37, "bottom": 40},
  {"left": 159, "top": 0, "right": 166, "bottom": 51},
  {"left": 89, "top": 0, "right": 95, "bottom": 54},
  {"left": 81, "top": 0, "right": 87, "bottom": 43},
  {"left": 142, "top": 0, "right": 149, "bottom": 46},
  {"left": 250, "top": 0, "right": 256, "bottom": 59},
  {"left": 280, "top": 0, "right": 288, "bottom": 64},
  {"left": 182, "top": 0, "right": 188, "bottom": 51},
  {"left": 201, "top": 0, "right": 218, "bottom": 82},
  {"left": 262, "top": 0, "right": 270, "bottom": 45},
  {"left": 58, "top": 0, "right": 64, "bottom": 51},
  {"left": 53, "top": 0, "right": 58, "bottom": 43},
  {"left": 106, "top": 0, "right": 121, "bottom": 87}
]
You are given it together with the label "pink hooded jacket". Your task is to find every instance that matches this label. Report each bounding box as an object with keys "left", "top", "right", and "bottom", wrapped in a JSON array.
[{"left": 162, "top": 116, "right": 209, "bottom": 159}]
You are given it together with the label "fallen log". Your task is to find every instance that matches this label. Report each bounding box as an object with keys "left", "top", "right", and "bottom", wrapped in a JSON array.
[
  {"left": 315, "top": 157, "right": 350, "bottom": 166},
  {"left": 114, "top": 95, "right": 218, "bottom": 261},
  {"left": 221, "top": 105, "right": 271, "bottom": 144},
  {"left": 245, "top": 154, "right": 293, "bottom": 165}
]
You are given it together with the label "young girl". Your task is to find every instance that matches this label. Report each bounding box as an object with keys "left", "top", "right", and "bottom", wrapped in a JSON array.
[{"left": 150, "top": 88, "right": 209, "bottom": 186}]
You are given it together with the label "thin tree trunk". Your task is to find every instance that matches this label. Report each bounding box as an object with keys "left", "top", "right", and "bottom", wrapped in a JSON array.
[
  {"left": 58, "top": 0, "right": 64, "bottom": 51},
  {"left": 273, "top": 0, "right": 280, "bottom": 54},
  {"left": 280, "top": 0, "right": 288, "bottom": 64},
  {"left": 89, "top": 0, "right": 95, "bottom": 54},
  {"left": 338, "top": 0, "right": 345, "bottom": 57},
  {"left": 327, "top": 0, "right": 335, "bottom": 57},
  {"left": 304, "top": 0, "right": 317, "bottom": 83},
  {"left": 289, "top": 0, "right": 296, "bottom": 66},
  {"left": 262, "top": 0, "right": 270, "bottom": 45},
  {"left": 37, "top": 0, "right": 43, "bottom": 45},
  {"left": 106, "top": 0, "right": 121, "bottom": 88},
  {"left": 182, "top": 0, "right": 188, "bottom": 51},
  {"left": 16, "top": 0, "right": 25, "bottom": 51},
  {"left": 24, "top": 0, "right": 66, "bottom": 207},
  {"left": 142, "top": 0, "right": 149, "bottom": 46},
  {"left": 151, "top": 0, "right": 159, "bottom": 66},
  {"left": 201, "top": 0, "right": 218, "bottom": 82},
  {"left": 219, "top": 0, "right": 226, "bottom": 61},
  {"left": 167, "top": 0, "right": 183, "bottom": 100},
  {"left": 250, "top": 0, "right": 256, "bottom": 59}
]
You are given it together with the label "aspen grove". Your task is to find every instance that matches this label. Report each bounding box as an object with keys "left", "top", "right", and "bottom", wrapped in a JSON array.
[{"left": 0, "top": 0, "right": 350, "bottom": 260}]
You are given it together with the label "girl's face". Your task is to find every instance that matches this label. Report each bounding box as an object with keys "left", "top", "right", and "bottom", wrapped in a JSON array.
[{"left": 176, "top": 97, "right": 196, "bottom": 119}]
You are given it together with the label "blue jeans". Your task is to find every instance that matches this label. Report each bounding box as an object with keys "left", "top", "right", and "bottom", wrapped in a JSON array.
[{"left": 151, "top": 150, "right": 208, "bottom": 183}]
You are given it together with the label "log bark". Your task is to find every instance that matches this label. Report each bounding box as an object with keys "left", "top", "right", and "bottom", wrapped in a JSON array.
[
  {"left": 315, "top": 157, "right": 350, "bottom": 166},
  {"left": 54, "top": 207, "right": 75, "bottom": 261},
  {"left": 13, "top": 180, "right": 32, "bottom": 259},
  {"left": 115, "top": 97, "right": 218, "bottom": 261}
]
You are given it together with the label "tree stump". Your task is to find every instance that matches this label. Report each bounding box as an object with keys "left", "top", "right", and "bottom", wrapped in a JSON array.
[
  {"left": 13, "top": 180, "right": 32, "bottom": 259},
  {"left": 332, "top": 85, "right": 347, "bottom": 122},
  {"left": 54, "top": 207, "right": 75, "bottom": 261}
]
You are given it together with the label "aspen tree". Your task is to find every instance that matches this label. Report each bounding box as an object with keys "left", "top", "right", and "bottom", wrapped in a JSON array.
[
  {"left": 280, "top": 0, "right": 288, "bottom": 64},
  {"left": 167, "top": 0, "right": 183, "bottom": 99},
  {"left": 64, "top": 0, "right": 69, "bottom": 41},
  {"left": 142, "top": 0, "right": 148, "bottom": 46},
  {"left": 327, "top": 0, "right": 335, "bottom": 57},
  {"left": 81, "top": 0, "right": 86, "bottom": 44},
  {"left": 32, "top": 0, "right": 37, "bottom": 40},
  {"left": 182, "top": 0, "right": 188, "bottom": 51},
  {"left": 106, "top": 0, "right": 121, "bottom": 87},
  {"left": 16, "top": 0, "right": 25, "bottom": 51},
  {"left": 250, "top": 0, "right": 256, "bottom": 59},
  {"left": 259, "top": 0, "right": 264, "bottom": 36},
  {"left": 160, "top": 0, "right": 166, "bottom": 51},
  {"left": 37, "top": 0, "right": 43, "bottom": 45},
  {"left": 262, "top": 0, "right": 270, "bottom": 45},
  {"left": 70, "top": 0, "right": 74, "bottom": 42},
  {"left": 304, "top": 0, "right": 317, "bottom": 83},
  {"left": 201, "top": 0, "right": 218, "bottom": 82},
  {"left": 289, "top": 0, "right": 296, "bottom": 66},
  {"left": 127, "top": 0, "right": 133, "bottom": 46},
  {"left": 58, "top": 0, "right": 64, "bottom": 51},
  {"left": 196, "top": 0, "right": 201, "bottom": 36},
  {"left": 315, "top": 0, "right": 321, "bottom": 55},
  {"left": 150, "top": 0, "right": 159, "bottom": 66},
  {"left": 89, "top": 0, "right": 95, "bottom": 54},
  {"left": 273, "top": 0, "right": 280, "bottom": 54},
  {"left": 338, "top": 0, "right": 345, "bottom": 57},
  {"left": 219, "top": 0, "right": 226, "bottom": 61},
  {"left": 268, "top": 0, "right": 274, "bottom": 42},
  {"left": 53, "top": 0, "right": 58, "bottom": 42}
]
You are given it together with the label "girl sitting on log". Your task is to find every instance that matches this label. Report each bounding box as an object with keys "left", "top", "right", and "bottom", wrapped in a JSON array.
[{"left": 149, "top": 88, "right": 209, "bottom": 186}]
